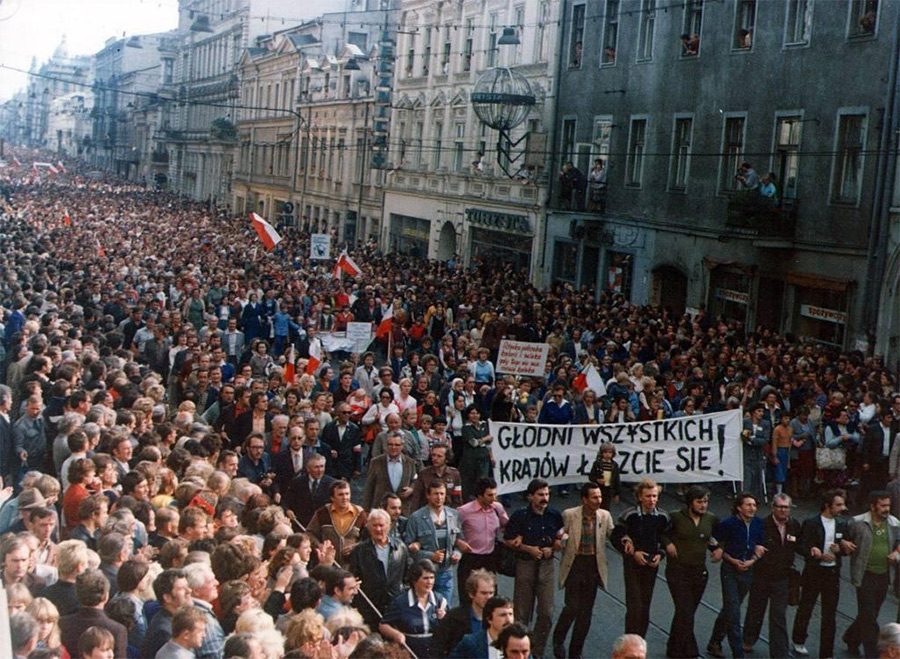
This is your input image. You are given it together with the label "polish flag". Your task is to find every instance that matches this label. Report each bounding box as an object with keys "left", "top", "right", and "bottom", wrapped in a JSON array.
[
  {"left": 333, "top": 249, "right": 362, "bottom": 279},
  {"left": 250, "top": 212, "right": 282, "bottom": 250},
  {"left": 573, "top": 362, "right": 607, "bottom": 397},
  {"left": 375, "top": 304, "right": 393, "bottom": 339},
  {"left": 284, "top": 345, "right": 296, "bottom": 385},
  {"left": 47, "top": 164, "right": 59, "bottom": 174},
  {"left": 305, "top": 337, "right": 323, "bottom": 375},
  {"left": 57, "top": 161, "right": 66, "bottom": 173},
  {"left": 62, "top": 209, "right": 71, "bottom": 227},
  {"left": 12, "top": 157, "right": 21, "bottom": 167}
]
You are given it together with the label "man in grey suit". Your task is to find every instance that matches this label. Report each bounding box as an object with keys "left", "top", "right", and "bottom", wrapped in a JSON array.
[
  {"left": 221, "top": 318, "right": 244, "bottom": 366},
  {"left": 363, "top": 432, "right": 416, "bottom": 514}
]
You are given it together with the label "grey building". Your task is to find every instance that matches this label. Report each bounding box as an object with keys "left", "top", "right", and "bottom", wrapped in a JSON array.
[{"left": 545, "top": 0, "right": 898, "bottom": 352}]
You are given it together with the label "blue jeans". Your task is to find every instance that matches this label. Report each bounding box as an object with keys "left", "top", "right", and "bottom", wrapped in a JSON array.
[
  {"left": 434, "top": 568, "right": 455, "bottom": 605},
  {"left": 711, "top": 562, "right": 754, "bottom": 657}
]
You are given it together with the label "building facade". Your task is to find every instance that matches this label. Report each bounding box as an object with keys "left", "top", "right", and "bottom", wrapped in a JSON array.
[
  {"left": 546, "top": 0, "right": 899, "bottom": 352},
  {"left": 232, "top": 4, "right": 398, "bottom": 243},
  {"left": 381, "top": 0, "right": 561, "bottom": 280},
  {"left": 47, "top": 91, "right": 93, "bottom": 158}
]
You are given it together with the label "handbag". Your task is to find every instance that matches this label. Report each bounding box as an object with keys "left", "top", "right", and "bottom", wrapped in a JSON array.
[
  {"left": 788, "top": 568, "right": 802, "bottom": 606},
  {"left": 816, "top": 446, "right": 847, "bottom": 471},
  {"left": 492, "top": 542, "right": 519, "bottom": 578}
]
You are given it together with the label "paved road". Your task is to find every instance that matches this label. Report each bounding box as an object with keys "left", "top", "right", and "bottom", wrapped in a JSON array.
[{"left": 347, "top": 471, "right": 890, "bottom": 658}]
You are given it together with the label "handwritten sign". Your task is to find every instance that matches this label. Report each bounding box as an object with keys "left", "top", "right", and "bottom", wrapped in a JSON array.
[
  {"left": 489, "top": 409, "right": 744, "bottom": 494},
  {"left": 346, "top": 322, "right": 373, "bottom": 342},
  {"left": 310, "top": 233, "right": 331, "bottom": 260},
  {"left": 496, "top": 340, "right": 550, "bottom": 378}
]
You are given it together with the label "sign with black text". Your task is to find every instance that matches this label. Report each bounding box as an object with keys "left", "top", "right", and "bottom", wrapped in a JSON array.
[{"left": 488, "top": 409, "right": 744, "bottom": 494}]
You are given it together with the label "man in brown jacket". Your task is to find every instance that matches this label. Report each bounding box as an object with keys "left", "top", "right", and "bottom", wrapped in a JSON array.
[{"left": 363, "top": 432, "right": 417, "bottom": 515}]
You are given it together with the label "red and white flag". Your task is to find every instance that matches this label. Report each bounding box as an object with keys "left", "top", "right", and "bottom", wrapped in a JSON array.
[
  {"left": 375, "top": 304, "right": 393, "bottom": 339},
  {"left": 284, "top": 345, "right": 296, "bottom": 384},
  {"left": 12, "top": 157, "right": 21, "bottom": 167},
  {"left": 305, "top": 337, "right": 323, "bottom": 375},
  {"left": 333, "top": 249, "right": 362, "bottom": 279},
  {"left": 62, "top": 209, "right": 71, "bottom": 227},
  {"left": 250, "top": 212, "right": 282, "bottom": 250},
  {"left": 573, "top": 362, "right": 607, "bottom": 397},
  {"left": 57, "top": 160, "right": 66, "bottom": 173}
]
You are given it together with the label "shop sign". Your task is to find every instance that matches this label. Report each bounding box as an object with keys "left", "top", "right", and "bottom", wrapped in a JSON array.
[
  {"left": 466, "top": 208, "right": 531, "bottom": 234},
  {"left": 715, "top": 288, "right": 749, "bottom": 305},
  {"left": 801, "top": 304, "right": 846, "bottom": 325}
]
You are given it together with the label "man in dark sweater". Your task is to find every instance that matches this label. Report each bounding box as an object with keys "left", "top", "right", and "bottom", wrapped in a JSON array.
[
  {"left": 611, "top": 478, "right": 669, "bottom": 637},
  {"left": 58, "top": 569, "right": 128, "bottom": 659},
  {"left": 39, "top": 539, "right": 89, "bottom": 616},
  {"left": 742, "top": 492, "right": 801, "bottom": 658},
  {"left": 142, "top": 568, "right": 192, "bottom": 658},
  {"left": 661, "top": 485, "right": 722, "bottom": 659}
]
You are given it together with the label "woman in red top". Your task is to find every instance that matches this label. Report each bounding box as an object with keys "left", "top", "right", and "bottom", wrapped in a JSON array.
[{"left": 62, "top": 457, "right": 98, "bottom": 534}]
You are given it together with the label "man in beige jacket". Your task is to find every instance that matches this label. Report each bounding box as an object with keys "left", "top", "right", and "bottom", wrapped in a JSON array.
[{"left": 551, "top": 481, "right": 614, "bottom": 659}]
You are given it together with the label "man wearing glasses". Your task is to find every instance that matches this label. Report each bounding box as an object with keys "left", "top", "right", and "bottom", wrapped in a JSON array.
[
  {"left": 238, "top": 433, "right": 273, "bottom": 490},
  {"left": 741, "top": 493, "right": 801, "bottom": 658}
]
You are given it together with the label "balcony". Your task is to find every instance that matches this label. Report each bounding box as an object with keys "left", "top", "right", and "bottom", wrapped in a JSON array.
[{"left": 725, "top": 195, "right": 797, "bottom": 241}]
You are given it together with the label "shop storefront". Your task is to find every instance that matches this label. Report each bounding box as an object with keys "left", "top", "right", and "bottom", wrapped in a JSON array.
[
  {"left": 788, "top": 272, "right": 852, "bottom": 347},
  {"left": 706, "top": 261, "right": 754, "bottom": 326},
  {"left": 389, "top": 214, "right": 431, "bottom": 257},
  {"left": 465, "top": 208, "right": 534, "bottom": 274}
]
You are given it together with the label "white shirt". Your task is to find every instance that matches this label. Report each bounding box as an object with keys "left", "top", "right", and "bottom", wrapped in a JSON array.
[
  {"left": 883, "top": 423, "right": 893, "bottom": 457},
  {"left": 821, "top": 515, "right": 836, "bottom": 567},
  {"left": 291, "top": 449, "right": 303, "bottom": 474},
  {"left": 487, "top": 632, "right": 502, "bottom": 659}
]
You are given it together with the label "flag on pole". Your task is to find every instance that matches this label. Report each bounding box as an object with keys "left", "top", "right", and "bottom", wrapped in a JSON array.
[
  {"left": 62, "top": 209, "right": 71, "bottom": 227},
  {"left": 333, "top": 249, "right": 363, "bottom": 279},
  {"left": 56, "top": 160, "right": 66, "bottom": 173},
  {"left": 12, "top": 157, "right": 21, "bottom": 167},
  {"left": 375, "top": 305, "right": 393, "bottom": 339},
  {"left": 250, "top": 212, "right": 283, "bottom": 250},
  {"left": 305, "top": 337, "right": 323, "bottom": 375},
  {"left": 284, "top": 345, "right": 296, "bottom": 385},
  {"left": 47, "top": 164, "right": 58, "bottom": 175},
  {"left": 573, "top": 363, "right": 607, "bottom": 397}
]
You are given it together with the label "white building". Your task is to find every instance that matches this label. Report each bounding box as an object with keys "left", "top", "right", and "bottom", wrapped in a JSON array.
[
  {"left": 381, "top": 0, "right": 561, "bottom": 280},
  {"left": 47, "top": 91, "right": 93, "bottom": 157}
]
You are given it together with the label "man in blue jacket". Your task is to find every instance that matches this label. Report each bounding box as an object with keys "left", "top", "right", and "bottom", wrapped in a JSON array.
[
  {"left": 450, "top": 596, "right": 515, "bottom": 658},
  {"left": 706, "top": 492, "right": 766, "bottom": 659}
]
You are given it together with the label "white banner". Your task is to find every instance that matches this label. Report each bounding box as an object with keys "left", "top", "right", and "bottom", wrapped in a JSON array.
[
  {"left": 310, "top": 233, "right": 331, "bottom": 260},
  {"left": 488, "top": 409, "right": 744, "bottom": 494},
  {"left": 496, "top": 340, "right": 550, "bottom": 377}
]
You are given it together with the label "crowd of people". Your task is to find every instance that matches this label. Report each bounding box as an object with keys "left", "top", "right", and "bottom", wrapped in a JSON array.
[{"left": 1, "top": 149, "right": 900, "bottom": 659}]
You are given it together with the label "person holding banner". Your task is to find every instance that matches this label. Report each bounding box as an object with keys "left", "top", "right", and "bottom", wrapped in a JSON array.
[
  {"left": 611, "top": 479, "right": 669, "bottom": 638},
  {"left": 503, "top": 478, "right": 563, "bottom": 659},
  {"left": 552, "top": 481, "right": 614, "bottom": 659},
  {"left": 459, "top": 405, "right": 494, "bottom": 502}
]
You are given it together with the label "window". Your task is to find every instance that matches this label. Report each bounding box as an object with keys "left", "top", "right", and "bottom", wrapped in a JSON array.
[
  {"left": 682, "top": 0, "right": 703, "bottom": 56},
  {"left": 348, "top": 32, "right": 368, "bottom": 51},
  {"left": 626, "top": 118, "right": 647, "bottom": 187},
  {"left": 423, "top": 26, "right": 432, "bottom": 76},
  {"left": 415, "top": 121, "right": 424, "bottom": 167},
  {"left": 337, "top": 139, "right": 345, "bottom": 179},
  {"left": 733, "top": 0, "right": 756, "bottom": 50},
  {"left": 512, "top": 5, "right": 525, "bottom": 64},
  {"left": 454, "top": 140, "right": 464, "bottom": 171},
  {"left": 162, "top": 58, "right": 174, "bottom": 84},
  {"left": 831, "top": 112, "right": 866, "bottom": 204},
  {"left": 849, "top": 0, "right": 878, "bottom": 37},
  {"left": 785, "top": 0, "right": 812, "bottom": 46},
  {"left": 407, "top": 48, "right": 415, "bottom": 77},
  {"left": 561, "top": 118, "right": 577, "bottom": 163},
  {"left": 441, "top": 39, "right": 451, "bottom": 74},
  {"left": 720, "top": 115, "right": 746, "bottom": 192},
  {"left": 772, "top": 115, "right": 802, "bottom": 198},
  {"left": 601, "top": 0, "right": 620, "bottom": 65},
  {"left": 570, "top": 4, "right": 586, "bottom": 68},
  {"left": 592, "top": 116, "right": 613, "bottom": 165},
  {"left": 319, "top": 137, "right": 326, "bottom": 171},
  {"left": 669, "top": 116, "right": 693, "bottom": 191},
  {"left": 487, "top": 14, "right": 499, "bottom": 68},
  {"left": 536, "top": 2, "right": 550, "bottom": 61},
  {"left": 328, "top": 138, "right": 335, "bottom": 178},
  {"left": 433, "top": 122, "right": 443, "bottom": 170},
  {"left": 553, "top": 241, "right": 578, "bottom": 283},
  {"left": 637, "top": 0, "right": 656, "bottom": 62},
  {"left": 463, "top": 19, "right": 474, "bottom": 71}
]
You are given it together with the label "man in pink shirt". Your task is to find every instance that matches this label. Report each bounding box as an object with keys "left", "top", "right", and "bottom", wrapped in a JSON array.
[{"left": 457, "top": 477, "right": 507, "bottom": 606}]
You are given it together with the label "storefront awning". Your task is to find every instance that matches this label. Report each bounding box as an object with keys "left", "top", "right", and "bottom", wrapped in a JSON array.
[{"left": 786, "top": 271, "right": 853, "bottom": 292}]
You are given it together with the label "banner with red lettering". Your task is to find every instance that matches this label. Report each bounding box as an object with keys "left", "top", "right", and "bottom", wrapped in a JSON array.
[{"left": 488, "top": 409, "right": 744, "bottom": 494}]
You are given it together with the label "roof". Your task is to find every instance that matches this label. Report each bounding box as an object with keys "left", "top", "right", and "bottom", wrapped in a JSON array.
[{"left": 289, "top": 34, "right": 319, "bottom": 47}]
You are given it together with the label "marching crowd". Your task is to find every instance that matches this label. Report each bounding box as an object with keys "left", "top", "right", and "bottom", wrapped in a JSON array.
[{"left": 1, "top": 151, "right": 900, "bottom": 659}]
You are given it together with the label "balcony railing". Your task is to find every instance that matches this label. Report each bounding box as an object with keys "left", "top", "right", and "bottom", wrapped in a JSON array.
[{"left": 725, "top": 195, "right": 797, "bottom": 240}]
